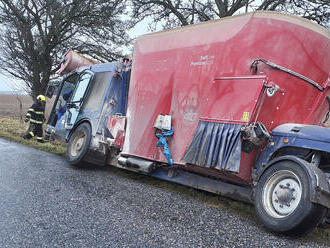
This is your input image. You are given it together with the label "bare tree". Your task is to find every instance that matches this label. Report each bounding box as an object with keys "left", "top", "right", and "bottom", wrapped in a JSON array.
[
  {"left": 0, "top": 0, "right": 131, "bottom": 98},
  {"left": 131, "top": 0, "right": 330, "bottom": 30},
  {"left": 274, "top": 0, "right": 330, "bottom": 28}
]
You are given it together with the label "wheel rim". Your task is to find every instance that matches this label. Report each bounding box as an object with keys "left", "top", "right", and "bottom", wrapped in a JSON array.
[
  {"left": 262, "top": 170, "right": 302, "bottom": 218},
  {"left": 70, "top": 131, "right": 86, "bottom": 157}
]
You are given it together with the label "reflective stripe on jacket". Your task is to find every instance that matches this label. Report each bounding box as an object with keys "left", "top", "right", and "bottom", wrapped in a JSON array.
[{"left": 26, "top": 102, "right": 45, "bottom": 124}]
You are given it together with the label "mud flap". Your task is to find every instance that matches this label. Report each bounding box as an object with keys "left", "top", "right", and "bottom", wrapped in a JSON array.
[
  {"left": 83, "top": 149, "right": 107, "bottom": 165},
  {"left": 182, "top": 122, "right": 242, "bottom": 173},
  {"left": 83, "top": 136, "right": 108, "bottom": 166}
]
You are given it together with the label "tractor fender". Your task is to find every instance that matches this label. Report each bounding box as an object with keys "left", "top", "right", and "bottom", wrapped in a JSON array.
[
  {"left": 66, "top": 118, "right": 92, "bottom": 142},
  {"left": 254, "top": 155, "right": 330, "bottom": 208}
]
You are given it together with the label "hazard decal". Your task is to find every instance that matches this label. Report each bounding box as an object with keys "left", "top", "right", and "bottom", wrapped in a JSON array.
[{"left": 242, "top": 112, "right": 250, "bottom": 122}]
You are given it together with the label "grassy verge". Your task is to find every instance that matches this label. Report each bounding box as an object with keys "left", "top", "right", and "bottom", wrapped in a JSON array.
[
  {"left": 0, "top": 116, "right": 329, "bottom": 243},
  {"left": 0, "top": 117, "right": 65, "bottom": 155}
]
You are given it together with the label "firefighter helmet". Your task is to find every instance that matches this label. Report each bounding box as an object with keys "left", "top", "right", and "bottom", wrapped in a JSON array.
[{"left": 37, "top": 95, "right": 46, "bottom": 102}]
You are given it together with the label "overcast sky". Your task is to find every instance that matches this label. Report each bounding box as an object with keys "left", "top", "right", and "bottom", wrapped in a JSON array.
[
  {"left": 0, "top": 74, "right": 15, "bottom": 91},
  {"left": 0, "top": 19, "right": 153, "bottom": 92}
]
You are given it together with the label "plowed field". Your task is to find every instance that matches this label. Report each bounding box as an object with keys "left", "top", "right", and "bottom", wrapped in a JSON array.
[{"left": 0, "top": 94, "right": 53, "bottom": 118}]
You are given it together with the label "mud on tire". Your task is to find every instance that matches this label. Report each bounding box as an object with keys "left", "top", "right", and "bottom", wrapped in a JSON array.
[{"left": 66, "top": 122, "right": 92, "bottom": 166}]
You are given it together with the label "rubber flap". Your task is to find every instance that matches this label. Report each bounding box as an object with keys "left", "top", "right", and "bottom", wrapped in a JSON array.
[{"left": 182, "top": 122, "right": 242, "bottom": 173}]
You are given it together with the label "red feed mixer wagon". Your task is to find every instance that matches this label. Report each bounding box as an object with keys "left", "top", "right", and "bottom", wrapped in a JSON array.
[
  {"left": 46, "top": 11, "right": 330, "bottom": 235},
  {"left": 122, "top": 11, "right": 330, "bottom": 234}
]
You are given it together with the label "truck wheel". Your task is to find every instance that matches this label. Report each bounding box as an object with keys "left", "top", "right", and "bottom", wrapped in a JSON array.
[
  {"left": 66, "top": 122, "right": 92, "bottom": 166},
  {"left": 254, "top": 161, "right": 326, "bottom": 235}
]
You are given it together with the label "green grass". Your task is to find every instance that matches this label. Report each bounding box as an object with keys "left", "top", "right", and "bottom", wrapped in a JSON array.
[
  {"left": 0, "top": 117, "right": 330, "bottom": 243},
  {"left": 0, "top": 117, "right": 65, "bottom": 155}
]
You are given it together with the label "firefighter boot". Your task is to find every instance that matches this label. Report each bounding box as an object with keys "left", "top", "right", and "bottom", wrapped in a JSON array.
[{"left": 23, "top": 132, "right": 33, "bottom": 140}]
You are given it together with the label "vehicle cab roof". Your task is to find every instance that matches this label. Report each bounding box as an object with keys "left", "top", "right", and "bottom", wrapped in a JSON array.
[{"left": 62, "top": 62, "right": 117, "bottom": 80}]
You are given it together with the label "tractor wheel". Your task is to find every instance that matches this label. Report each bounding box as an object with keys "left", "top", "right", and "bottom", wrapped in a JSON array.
[
  {"left": 254, "top": 160, "right": 326, "bottom": 235},
  {"left": 66, "top": 122, "right": 92, "bottom": 166}
]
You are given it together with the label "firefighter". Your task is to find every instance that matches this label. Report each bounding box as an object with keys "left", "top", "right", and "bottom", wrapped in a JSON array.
[{"left": 23, "top": 95, "right": 46, "bottom": 143}]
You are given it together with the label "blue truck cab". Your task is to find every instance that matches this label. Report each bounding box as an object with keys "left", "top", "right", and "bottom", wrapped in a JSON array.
[{"left": 45, "top": 62, "right": 130, "bottom": 164}]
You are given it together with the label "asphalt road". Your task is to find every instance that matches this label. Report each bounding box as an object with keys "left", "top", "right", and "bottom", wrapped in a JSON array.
[{"left": 0, "top": 138, "right": 329, "bottom": 248}]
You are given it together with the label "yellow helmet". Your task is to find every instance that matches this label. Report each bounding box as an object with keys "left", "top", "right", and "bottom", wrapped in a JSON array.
[{"left": 37, "top": 95, "right": 46, "bottom": 102}]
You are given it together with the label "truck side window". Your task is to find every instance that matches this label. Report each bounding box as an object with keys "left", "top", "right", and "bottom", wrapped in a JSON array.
[
  {"left": 71, "top": 73, "right": 92, "bottom": 102},
  {"left": 83, "top": 71, "right": 110, "bottom": 111}
]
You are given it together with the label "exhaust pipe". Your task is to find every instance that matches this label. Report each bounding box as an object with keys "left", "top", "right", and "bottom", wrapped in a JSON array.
[
  {"left": 118, "top": 156, "right": 128, "bottom": 166},
  {"left": 118, "top": 156, "right": 155, "bottom": 173}
]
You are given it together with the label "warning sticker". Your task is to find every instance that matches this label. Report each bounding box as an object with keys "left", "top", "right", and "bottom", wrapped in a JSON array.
[{"left": 242, "top": 112, "right": 250, "bottom": 122}]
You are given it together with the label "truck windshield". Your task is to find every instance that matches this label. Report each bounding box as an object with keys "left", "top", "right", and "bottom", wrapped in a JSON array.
[{"left": 47, "top": 74, "right": 77, "bottom": 127}]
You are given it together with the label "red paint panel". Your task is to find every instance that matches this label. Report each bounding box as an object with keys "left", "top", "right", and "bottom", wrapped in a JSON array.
[
  {"left": 107, "top": 116, "right": 126, "bottom": 149},
  {"left": 123, "top": 12, "right": 330, "bottom": 183}
]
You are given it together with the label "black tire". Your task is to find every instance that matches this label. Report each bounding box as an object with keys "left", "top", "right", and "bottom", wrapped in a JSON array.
[
  {"left": 254, "top": 161, "right": 327, "bottom": 236},
  {"left": 66, "top": 122, "right": 92, "bottom": 166}
]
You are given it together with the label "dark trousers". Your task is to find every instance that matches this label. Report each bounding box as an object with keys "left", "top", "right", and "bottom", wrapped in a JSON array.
[{"left": 23, "top": 123, "right": 44, "bottom": 142}]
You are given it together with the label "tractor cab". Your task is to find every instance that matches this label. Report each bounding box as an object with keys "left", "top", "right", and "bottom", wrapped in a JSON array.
[{"left": 45, "top": 62, "right": 131, "bottom": 150}]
